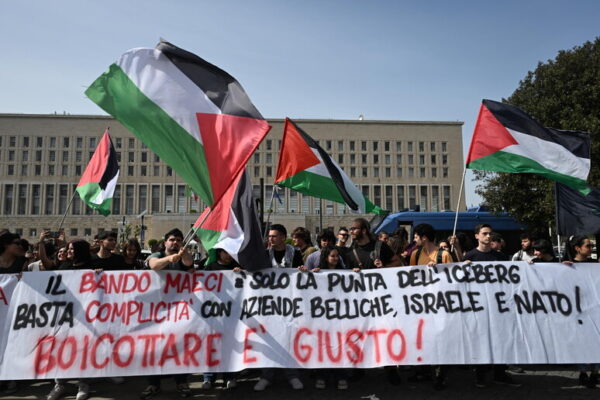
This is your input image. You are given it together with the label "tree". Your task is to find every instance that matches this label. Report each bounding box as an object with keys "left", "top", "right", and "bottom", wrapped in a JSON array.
[{"left": 474, "top": 38, "right": 600, "bottom": 235}]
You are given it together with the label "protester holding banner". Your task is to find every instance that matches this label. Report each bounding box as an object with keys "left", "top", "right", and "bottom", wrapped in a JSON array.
[
  {"left": 529, "top": 239, "right": 558, "bottom": 263},
  {"left": 91, "top": 231, "right": 127, "bottom": 271},
  {"left": 122, "top": 238, "right": 145, "bottom": 270},
  {"left": 304, "top": 230, "right": 344, "bottom": 271},
  {"left": 346, "top": 218, "right": 397, "bottom": 271}
]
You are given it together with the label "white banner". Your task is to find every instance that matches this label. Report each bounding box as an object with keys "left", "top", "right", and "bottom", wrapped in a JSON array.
[{"left": 0, "top": 262, "right": 599, "bottom": 380}]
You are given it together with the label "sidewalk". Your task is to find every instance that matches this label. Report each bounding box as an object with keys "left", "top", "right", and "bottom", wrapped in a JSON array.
[{"left": 0, "top": 366, "right": 594, "bottom": 400}]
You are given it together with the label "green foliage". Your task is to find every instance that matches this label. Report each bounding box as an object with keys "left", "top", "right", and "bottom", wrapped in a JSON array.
[{"left": 475, "top": 38, "right": 600, "bottom": 233}]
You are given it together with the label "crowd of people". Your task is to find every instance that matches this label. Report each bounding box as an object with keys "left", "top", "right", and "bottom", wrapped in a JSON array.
[{"left": 0, "top": 219, "right": 598, "bottom": 399}]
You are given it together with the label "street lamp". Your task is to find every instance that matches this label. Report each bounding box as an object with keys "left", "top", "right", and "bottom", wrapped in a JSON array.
[{"left": 137, "top": 210, "right": 148, "bottom": 249}]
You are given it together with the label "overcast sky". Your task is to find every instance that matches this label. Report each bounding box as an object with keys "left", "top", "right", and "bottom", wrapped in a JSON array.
[{"left": 1, "top": 0, "right": 599, "bottom": 206}]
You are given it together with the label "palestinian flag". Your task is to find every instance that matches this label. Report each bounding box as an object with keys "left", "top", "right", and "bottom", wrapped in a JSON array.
[
  {"left": 85, "top": 40, "right": 271, "bottom": 208},
  {"left": 194, "top": 171, "right": 269, "bottom": 270},
  {"left": 76, "top": 130, "right": 119, "bottom": 216},
  {"left": 467, "top": 99, "right": 591, "bottom": 194},
  {"left": 275, "top": 118, "right": 384, "bottom": 214},
  {"left": 556, "top": 183, "right": 600, "bottom": 236}
]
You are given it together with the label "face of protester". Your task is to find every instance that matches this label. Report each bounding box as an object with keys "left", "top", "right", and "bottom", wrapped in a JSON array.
[
  {"left": 6, "top": 239, "right": 24, "bottom": 257},
  {"left": 521, "top": 238, "right": 532, "bottom": 251},
  {"left": 125, "top": 245, "right": 138, "bottom": 260},
  {"left": 413, "top": 233, "right": 425, "bottom": 247},
  {"left": 321, "top": 238, "right": 334, "bottom": 248},
  {"left": 490, "top": 240, "right": 501, "bottom": 251},
  {"left": 338, "top": 230, "right": 349, "bottom": 245},
  {"left": 101, "top": 236, "right": 117, "bottom": 251},
  {"left": 439, "top": 241, "right": 450, "bottom": 252},
  {"left": 218, "top": 250, "right": 233, "bottom": 264},
  {"left": 57, "top": 247, "right": 67, "bottom": 261},
  {"left": 292, "top": 235, "right": 306, "bottom": 249},
  {"left": 67, "top": 244, "right": 75, "bottom": 260},
  {"left": 164, "top": 235, "right": 183, "bottom": 255},
  {"left": 350, "top": 224, "right": 364, "bottom": 241},
  {"left": 327, "top": 249, "right": 340, "bottom": 268},
  {"left": 268, "top": 230, "right": 285, "bottom": 249},
  {"left": 379, "top": 233, "right": 389, "bottom": 243},
  {"left": 576, "top": 239, "right": 593, "bottom": 258},
  {"left": 476, "top": 227, "right": 492, "bottom": 245}
]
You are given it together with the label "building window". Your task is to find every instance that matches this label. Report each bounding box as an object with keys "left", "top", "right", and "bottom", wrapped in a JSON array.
[
  {"left": 71, "top": 228, "right": 78, "bottom": 236},
  {"left": 408, "top": 155, "right": 414, "bottom": 165},
  {"left": 374, "top": 154, "right": 379, "bottom": 164},
  {"left": 385, "top": 154, "right": 390, "bottom": 164},
  {"left": 48, "top": 165, "right": 55, "bottom": 175},
  {"left": 408, "top": 167, "right": 414, "bottom": 178},
  {"left": 128, "top": 152, "right": 134, "bottom": 162},
  {"left": 326, "top": 140, "right": 332, "bottom": 150},
  {"left": 153, "top": 166, "right": 160, "bottom": 176},
  {"left": 21, "top": 165, "right": 27, "bottom": 176},
  {"left": 126, "top": 185, "right": 134, "bottom": 214},
  {"left": 397, "top": 185, "right": 405, "bottom": 210},
  {"left": 49, "top": 151, "right": 56, "bottom": 162},
  {"left": 75, "top": 165, "right": 82, "bottom": 175},
  {"left": 396, "top": 141, "right": 402, "bottom": 152},
  {"left": 89, "top": 137, "right": 96, "bottom": 148},
  {"left": 420, "top": 167, "right": 426, "bottom": 178},
  {"left": 254, "top": 166, "right": 260, "bottom": 177},
  {"left": 396, "top": 154, "right": 402, "bottom": 164},
  {"left": 58, "top": 185, "right": 69, "bottom": 214},
  {"left": 385, "top": 186, "right": 393, "bottom": 210},
  {"left": 166, "top": 166, "right": 172, "bottom": 176},
  {"left": 432, "top": 186, "right": 440, "bottom": 212},
  {"left": 350, "top": 141, "right": 355, "bottom": 151},
  {"left": 407, "top": 142, "right": 413, "bottom": 152},
  {"left": 151, "top": 185, "right": 160, "bottom": 213},
  {"left": 431, "top": 154, "right": 437, "bottom": 164},
  {"left": 128, "top": 166, "right": 134, "bottom": 176},
  {"left": 266, "top": 153, "right": 272, "bottom": 164},
  {"left": 419, "top": 155, "right": 425, "bottom": 165},
  {"left": 141, "top": 152, "right": 147, "bottom": 162},
  {"left": 76, "top": 151, "right": 82, "bottom": 162},
  {"left": 30, "top": 228, "right": 37, "bottom": 237},
  {"left": 164, "top": 185, "right": 174, "bottom": 212},
  {"left": 419, "top": 142, "right": 425, "bottom": 152},
  {"left": 45, "top": 184, "right": 54, "bottom": 215},
  {"left": 140, "top": 166, "right": 147, "bottom": 176},
  {"left": 420, "top": 186, "right": 428, "bottom": 211},
  {"left": 442, "top": 154, "right": 448, "bottom": 165},
  {"left": 385, "top": 167, "right": 391, "bottom": 178},
  {"left": 361, "top": 185, "right": 370, "bottom": 199},
  {"left": 138, "top": 185, "right": 147, "bottom": 213},
  {"left": 443, "top": 186, "right": 451, "bottom": 210},
  {"left": 61, "top": 165, "right": 68, "bottom": 175},
  {"left": 63, "top": 137, "right": 69, "bottom": 148},
  {"left": 22, "top": 151, "right": 28, "bottom": 161},
  {"left": 361, "top": 141, "right": 367, "bottom": 151},
  {"left": 443, "top": 168, "right": 449, "bottom": 178},
  {"left": 112, "top": 185, "right": 121, "bottom": 215},
  {"left": 266, "top": 139, "right": 272, "bottom": 150},
  {"left": 37, "top": 137, "right": 43, "bottom": 147},
  {"left": 36, "top": 150, "right": 42, "bottom": 162},
  {"left": 9, "top": 136, "right": 16, "bottom": 147},
  {"left": 17, "top": 185, "right": 27, "bottom": 215},
  {"left": 31, "top": 185, "right": 42, "bottom": 215},
  {"left": 177, "top": 185, "right": 186, "bottom": 213},
  {"left": 372, "top": 141, "right": 378, "bottom": 152},
  {"left": 409, "top": 186, "right": 416, "bottom": 209},
  {"left": 35, "top": 165, "right": 41, "bottom": 176},
  {"left": 373, "top": 167, "right": 379, "bottom": 178},
  {"left": 84, "top": 228, "right": 92, "bottom": 237},
  {"left": 432, "top": 168, "right": 437, "bottom": 178},
  {"left": 128, "top": 138, "right": 135, "bottom": 148},
  {"left": 154, "top": 154, "right": 160, "bottom": 162},
  {"left": 115, "top": 138, "right": 122, "bottom": 148},
  {"left": 361, "top": 154, "right": 367, "bottom": 164},
  {"left": 60, "top": 151, "right": 68, "bottom": 162},
  {"left": 350, "top": 167, "right": 356, "bottom": 177},
  {"left": 430, "top": 142, "right": 436, "bottom": 152},
  {"left": 362, "top": 167, "right": 368, "bottom": 177},
  {"left": 72, "top": 185, "right": 81, "bottom": 215},
  {"left": 8, "top": 151, "right": 15, "bottom": 161},
  {"left": 373, "top": 186, "right": 381, "bottom": 207},
  {"left": 338, "top": 140, "right": 344, "bottom": 151},
  {"left": 350, "top": 154, "right": 356, "bottom": 164},
  {"left": 338, "top": 154, "right": 344, "bottom": 164},
  {"left": 384, "top": 141, "right": 390, "bottom": 152},
  {"left": 3, "top": 184, "right": 13, "bottom": 215},
  {"left": 15, "top": 228, "right": 22, "bottom": 236},
  {"left": 7, "top": 165, "right": 14, "bottom": 176},
  {"left": 23, "top": 137, "right": 29, "bottom": 147},
  {"left": 396, "top": 167, "right": 403, "bottom": 177},
  {"left": 76, "top": 137, "right": 83, "bottom": 148},
  {"left": 442, "top": 142, "right": 447, "bottom": 152},
  {"left": 266, "top": 166, "right": 272, "bottom": 177},
  {"left": 253, "top": 153, "right": 260, "bottom": 163}
]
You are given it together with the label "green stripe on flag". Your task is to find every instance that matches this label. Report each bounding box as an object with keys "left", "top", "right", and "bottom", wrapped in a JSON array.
[
  {"left": 194, "top": 227, "right": 223, "bottom": 264},
  {"left": 468, "top": 150, "right": 591, "bottom": 195},
  {"left": 85, "top": 64, "right": 214, "bottom": 205},
  {"left": 76, "top": 182, "right": 112, "bottom": 216}
]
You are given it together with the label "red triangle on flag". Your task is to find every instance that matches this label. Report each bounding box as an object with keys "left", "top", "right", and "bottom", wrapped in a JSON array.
[
  {"left": 275, "top": 118, "right": 321, "bottom": 183},
  {"left": 466, "top": 103, "right": 519, "bottom": 164},
  {"left": 196, "top": 113, "right": 270, "bottom": 206}
]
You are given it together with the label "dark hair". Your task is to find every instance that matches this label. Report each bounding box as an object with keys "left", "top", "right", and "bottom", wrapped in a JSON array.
[
  {"left": 317, "top": 229, "right": 336, "bottom": 248},
  {"left": 474, "top": 224, "right": 492, "bottom": 234},
  {"left": 39, "top": 241, "right": 56, "bottom": 258},
  {"left": 520, "top": 232, "right": 534, "bottom": 241},
  {"left": 490, "top": 232, "right": 503, "bottom": 243},
  {"left": 338, "top": 227, "right": 349, "bottom": 233},
  {"left": 352, "top": 218, "right": 375, "bottom": 241},
  {"left": 164, "top": 228, "right": 184, "bottom": 241},
  {"left": 292, "top": 227, "right": 312, "bottom": 246},
  {"left": 124, "top": 238, "right": 142, "bottom": 258},
  {"left": 319, "top": 246, "right": 340, "bottom": 269},
  {"left": 567, "top": 235, "right": 589, "bottom": 260},
  {"left": 414, "top": 223, "right": 435, "bottom": 242},
  {"left": 388, "top": 228, "right": 409, "bottom": 256},
  {"left": 0, "top": 232, "right": 20, "bottom": 255},
  {"left": 98, "top": 231, "right": 118, "bottom": 240},
  {"left": 533, "top": 239, "right": 554, "bottom": 257},
  {"left": 69, "top": 239, "right": 91, "bottom": 264},
  {"left": 269, "top": 224, "right": 287, "bottom": 237}
]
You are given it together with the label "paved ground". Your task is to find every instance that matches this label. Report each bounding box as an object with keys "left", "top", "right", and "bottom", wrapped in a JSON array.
[{"left": 0, "top": 366, "right": 596, "bottom": 400}]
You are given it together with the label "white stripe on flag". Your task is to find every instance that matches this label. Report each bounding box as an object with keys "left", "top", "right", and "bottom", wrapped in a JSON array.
[
  {"left": 504, "top": 129, "right": 591, "bottom": 180},
  {"left": 91, "top": 171, "right": 120, "bottom": 205},
  {"left": 116, "top": 48, "right": 222, "bottom": 145}
]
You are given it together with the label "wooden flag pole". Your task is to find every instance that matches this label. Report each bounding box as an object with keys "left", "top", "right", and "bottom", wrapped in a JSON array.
[{"left": 451, "top": 166, "right": 467, "bottom": 253}]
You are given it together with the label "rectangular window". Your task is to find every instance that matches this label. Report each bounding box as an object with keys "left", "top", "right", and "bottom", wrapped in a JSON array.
[
  {"left": 442, "top": 154, "right": 448, "bottom": 165},
  {"left": 254, "top": 166, "right": 260, "bottom": 177},
  {"left": 431, "top": 186, "right": 440, "bottom": 212},
  {"left": 23, "top": 137, "right": 29, "bottom": 147},
  {"left": 385, "top": 154, "right": 390, "bottom": 164},
  {"left": 264, "top": 185, "right": 273, "bottom": 213},
  {"left": 34, "top": 165, "right": 41, "bottom": 176},
  {"left": 408, "top": 155, "right": 414, "bottom": 165},
  {"left": 276, "top": 187, "right": 286, "bottom": 213},
  {"left": 37, "top": 137, "right": 43, "bottom": 147},
  {"left": 115, "top": 138, "right": 122, "bottom": 148},
  {"left": 350, "top": 154, "right": 356, "bottom": 164},
  {"left": 419, "top": 142, "right": 425, "bottom": 152},
  {"left": 408, "top": 167, "right": 414, "bottom": 177},
  {"left": 338, "top": 154, "right": 344, "bottom": 164},
  {"left": 164, "top": 185, "right": 174, "bottom": 212},
  {"left": 420, "top": 186, "right": 428, "bottom": 211},
  {"left": 338, "top": 140, "right": 344, "bottom": 151},
  {"left": 89, "top": 137, "right": 96, "bottom": 148},
  {"left": 372, "top": 141, "right": 378, "bottom": 151},
  {"left": 326, "top": 140, "right": 332, "bottom": 150},
  {"left": 302, "top": 194, "right": 310, "bottom": 214},
  {"left": 408, "top": 186, "right": 417, "bottom": 209},
  {"left": 141, "top": 152, "right": 147, "bottom": 162},
  {"left": 253, "top": 153, "right": 260, "bottom": 163},
  {"left": 30, "top": 228, "right": 37, "bottom": 237},
  {"left": 432, "top": 167, "right": 437, "bottom": 178},
  {"left": 396, "top": 167, "right": 403, "bottom": 177},
  {"left": 76, "top": 151, "right": 82, "bottom": 162},
  {"left": 361, "top": 154, "right": 367, "bottom": 164},
  {"left": 361, "top": 185, "right": 370, "bottom": 199},
  {"left": 126, "top": 185, "right": 134, "bottom": 214},
  {"left": 166, "top": 166, "right": 172, "bottom": 176},
  {"left": 58, "top": 185, "right": 69, "bottom": 214},
  {"left": 3, "top": 185, "right": 13, "bottom": 215},
  {"left": 443, "top": 168, "right": 448, "bottom": 178},
  {"left": 396, "top": 154, "right": 402, "bottom": 164},
  {"left": 350, "top": 141, "right": 355, "bottom": 151},
  {"left": 420, "top": 167, "right": 426, "bottom": 178},
  {"left": 45, "top": 184, "right": 54, "bottom": 215},
  {"left": 374, "top": 154, "right": 379, "bottom": 164},
  {"left": 373, "top": 186, "right": 381, "bottom": 207},
  {"left": 443, "top": 186, "right": 451, "bottom": 210},
  {"left": 128, "top": 166, "right": 134, "bottom": 176},
  {"left": 75, "top": 165, "right": 82, "bottom": 175},
  {"left": 154, "top": 154, "right": 160, "bottom": 162},
  {"left": 385, "top": 167, "right": 391, "bottom": 178},
  {"left": 289, "top": 190, "right": 298, "bottom": 213},
  {"left": 72, "top": 185, "right": 81, "bottom": 215},
  {"left": 128, "top": 138, "right": 135, "bottom": 148},
  {"left": 9, "top": 136, "right": 16, "bottom": 147},
  {"left": 151, "top": 185, "right": 160, "bottom": 213},
  {"left": 385, "top": 186, "right": 393, "bottom": 210},
  {"left": 8, "top": 151, "right": 15, "bottom": 161},
  {"left": 442, "top": 142, "right": 447, "bottom": 152},
  {"left": 361, "top": 141, "right": 367, "bottom": 151},
  {"left": 373, "top": 167, "right": 379, "bottom": 178},
  {"left": 70, "top": 228, "right": 78, "bottom": 236},
  {"left": 153, "top": 166, "right": 160, "bottom": 176},
  {"left": 325, "top": 200, "right": 333, "bottom": 215},
  {"left": 140, "top": 166, "right": 147, "bottom": 176},
  {"left": 384, "top": 141, "right": 390, "bottom": 152},
  {"left": 266, "top": 153, "right": 272, "bottom": 164},
  {"left": 17, "top": 184, "right": 27, "bottom": 215},
  {"left": 396, "top": 185, "right": 405, "bottom": 210},
  {"left": 36, "top": 150, "right": 42, "bottom": 162},
  {"left": 266, "top": 166, "right": 272, "bottom": 177},
  {"left": 61, "top": 165, "right": 68, "bottom": 176},
  {"left": 362, "top": 167, "right": 368, "bottom": 177},
  {"left": 430, "top": 142, "right": 436, "bottom": 152},
  {"left": 112, "top": 185, "right": 121, "bottom": 215},
  {"left": 84, "top": 228, "right": 92, "bottom": 237},
  {"left": 431, "top": 154, "right": 437, "bottom": 164},
  {"left": 22, "top": 151, "right": 28, "bottom": 161},
  {"left": 177, "top": 185, "right": 186, "bottom": 213},
  {"left": 63, "top": 137, "right": 69, "bottom": 148},
  {"left": 49, "top": 151, "right": 56, "bottom": 162},
  {"left": 266, "top": 139, "right": 272, "bottom": 150},
  {"left": 31, "top": 185, "right": 42, "bottom": 215},
  {"left": 76, "top": 137, "right": 83, "bottom": 148},
  {"left": 20, "top": 165, "right": 27, "bottom": 176},
  {"left": 396, "top": 141, "right": 402, "bottom": 152},
  {"left": 407, "top": 142, "right": 413, "bottom": 152},
  {"left": 128, "top": 152, "right": 134, "bottom": 162},
  {"left": 350, "top": 167, "right": 356, "bottom": 177},
  {"left": 138, "top": 185, "right": 147, "bottom": 213}
]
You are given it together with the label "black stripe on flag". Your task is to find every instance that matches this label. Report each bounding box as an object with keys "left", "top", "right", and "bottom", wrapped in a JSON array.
[
  {"left": 289, "top": 119, "right": 359, "bottom": 211},
  {"left": 556, "top": 183, "right": 600, "bottom": 236},
  {"left": 99, "top": 136, "right": 119, "bottom": 190},
  {"left": 156, "top": 40, "right": 263, "bottom": 120},
  {"left": 483, "top": 99, "right": 591, "bottom": 159},
  {"left": 232, "top": 171, "right": 270, "bottom": 270}
]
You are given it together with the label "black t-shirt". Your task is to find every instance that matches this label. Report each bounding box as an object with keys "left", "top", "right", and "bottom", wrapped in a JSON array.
[
  {"left": 0, "top": 256, "right": 27, "bottom": 274},
  {"left": 272, "top": 248, "right": 304, "bottom": 268},
  {"left": 346, "top": 240, "right": 394, "bottom": 269},
  {"left": 205, "top": 260, "right": 241, "bottom": 271},
  {"left": 532, "top": 256, "right": 559, "bottom": 263},
  {"left": 91, "top": 254, "right": 127, "bottom": 270},
  {"left": 58, "top": 260, "right": 93, "bottom": 270},
  {"left": 464, "top": 248, "right": 508, "bottom": 262},
  {"left": 336, "top": 245, "right": 352, "bottom": 266}
]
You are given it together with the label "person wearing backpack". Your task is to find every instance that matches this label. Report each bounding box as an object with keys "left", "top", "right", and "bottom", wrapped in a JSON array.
[{"left": 409, "top": 224, "right": 452, "bottom": 266}]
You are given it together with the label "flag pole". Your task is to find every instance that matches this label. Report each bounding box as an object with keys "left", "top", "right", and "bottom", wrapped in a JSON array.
[
  {"left": 56, "top": 190, "right": 78, "bottom": 232},
  {"left": 262, "top": 185, "right": 277, "bottom": 243},
  {"left": 451, "top": 166, "right": 467, "bottom": 252},
  {"left": 553, "top": 182, "right": 562, "bottom": 261},
  {"left": 183, "top": 207, "right": 214, "bottom": 248}
]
